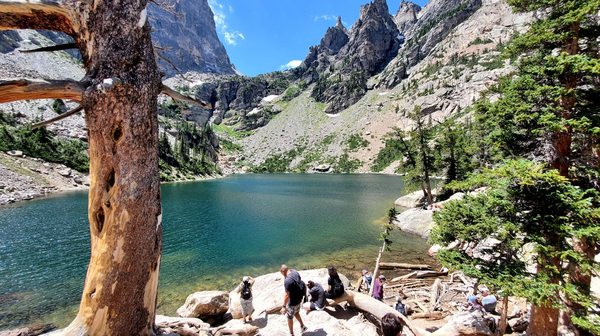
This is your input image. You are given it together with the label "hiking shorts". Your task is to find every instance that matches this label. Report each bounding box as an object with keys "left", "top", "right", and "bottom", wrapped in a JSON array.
[
  {"left": 285, "top": 303, "right": 301, "bottom": 319},
  {"left": 240, "top": 298, "right": 253, "bottom": 317}
]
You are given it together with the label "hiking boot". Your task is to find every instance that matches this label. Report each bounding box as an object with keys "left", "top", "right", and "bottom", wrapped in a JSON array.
[{"left": 301, "top": 325, "right": 308, "bottom": 333}]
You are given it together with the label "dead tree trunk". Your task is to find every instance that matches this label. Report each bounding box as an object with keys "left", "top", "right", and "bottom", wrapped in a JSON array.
[{"left": 0, "top": 0, "right": 163, "bottom": 334}]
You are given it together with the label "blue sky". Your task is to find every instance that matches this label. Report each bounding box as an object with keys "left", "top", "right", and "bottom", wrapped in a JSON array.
[{"left": 208, "top": 0, "right": 429, "bottom": 76}]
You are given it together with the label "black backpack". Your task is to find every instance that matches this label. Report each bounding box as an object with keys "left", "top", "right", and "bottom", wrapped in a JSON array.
[
  {"left": 332, "top": 277, "right": 344, "bottom": 298},
  {"left": 241, "top": 281, "right": 252, "bottom": 300}
]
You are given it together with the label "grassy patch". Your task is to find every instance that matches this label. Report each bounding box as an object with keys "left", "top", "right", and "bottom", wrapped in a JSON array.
[
  {"left": 0, "top": 124, "right": 89, "bottom": 172},
  {"left": 212, "top": 123, "right": 253, "bottom": 139},
  {"left": 346, "top": 134, "right": 369, "bottom": 151},
  {"left": 371, "top": 136, "right": 405, "bottom": 172}
]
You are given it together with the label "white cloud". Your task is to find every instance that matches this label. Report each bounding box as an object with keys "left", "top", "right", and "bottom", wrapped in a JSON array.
[
  {"left": 208, "top": 0, "right": 245, "bottom": 46},
  {"left": 224, "top": 31, "right": 245, "bottom": 46},
  {"left": 280, "top": 60, "right": 302, "bottom": 70},
  {"left": 314, "top": 14, "right": 337, "bottom": 22}
]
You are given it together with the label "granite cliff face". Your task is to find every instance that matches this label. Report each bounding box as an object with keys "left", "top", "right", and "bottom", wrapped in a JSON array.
[
  {"left": 394, "top": 1, "right": 421, "bottom": 33},
  {"left": 148, "top": 0, "right": 236, "bottom": 76},
  {"left": 0, "top": 0, "right": 236, "bottom": 76},
  {"left": 380, "top": 0, "right": 483, "bottom": 88}
]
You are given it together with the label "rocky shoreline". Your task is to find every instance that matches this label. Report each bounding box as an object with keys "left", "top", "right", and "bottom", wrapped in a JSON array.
[
  {"left": 0, "top": 152, "right": 231, "bottom": 207},
  {"left": 0, "top": 152, "right": 89, "bottom": 206}
]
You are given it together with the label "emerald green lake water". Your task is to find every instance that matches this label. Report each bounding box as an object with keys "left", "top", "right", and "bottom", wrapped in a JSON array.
[{"left": 0, "top": 174, "right": 433, "bottom": 330}]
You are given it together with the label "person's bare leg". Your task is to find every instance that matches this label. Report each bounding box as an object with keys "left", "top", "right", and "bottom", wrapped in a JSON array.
[
  {"left": 295, "top": 311, "right": 305, "bottom": 329},
  {"left": 287, "top": 318, "right": 294, "bottom": 334}
]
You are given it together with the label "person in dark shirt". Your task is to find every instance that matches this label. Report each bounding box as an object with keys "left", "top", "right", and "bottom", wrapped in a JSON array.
[
  {"left": 325, "top": 266, "right": 345, "bottom": 299},
  {"left": 303, "top": 280, "right": 326, "bottom": 312},
  {"left": 280, "top": 264, "right": 307, "bottom": 336}
]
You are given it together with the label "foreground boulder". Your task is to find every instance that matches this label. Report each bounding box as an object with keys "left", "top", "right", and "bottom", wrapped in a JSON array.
[
  {"left": 224, "top": 310, "right": 378, "bottom": 336},
  {"left": 432, "top": 311, "right": 494, "bottom": 336},
  {"left": 155, "top": 315, "right": 210, "bottom": 335},
  {"left": 177, "top": 291, "right": 229, "bottom": 319},
  {"left": 0, "top": 324, "right": 54, "bottom": 336}
]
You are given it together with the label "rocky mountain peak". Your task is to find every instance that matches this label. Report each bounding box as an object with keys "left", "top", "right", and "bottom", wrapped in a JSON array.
[
  {"left": 148, "top": 0, "right": 236, "bottom": 76},
  {"left": 336, "top": 16, "right": 345, "bottom": 30},
  {"left": 319, "top": 18, "right": 350, "bottom": 55},
  {"left": 342, "top": 0, "right": 400, "bottom": 75},
  {"left": 394, "top": 1, "right": 421, "bottom": 33}
]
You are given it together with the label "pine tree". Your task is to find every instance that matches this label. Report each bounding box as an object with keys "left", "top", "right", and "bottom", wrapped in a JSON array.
[
  {"left": 469, "top": 0, "right": 600, "bottom": 333},
  {"left": 396, "top": 106, "right": 436, "bottom": 205},
  {"left": 431, "top": 160, "right": 600, "bottom": 335}
]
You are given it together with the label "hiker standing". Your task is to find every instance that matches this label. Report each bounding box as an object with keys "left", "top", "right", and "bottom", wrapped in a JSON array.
[
  {"left": 360, "top": 269, "right": 373, "bottom": 293},
  {"left": 372, "top": 274, "right": 385, "bottom": 301},
  {"left": 235, "top": 276, "right": 255, "bottom": 323},
  {"left": 280, "top": 265, "right": 307, "bottom": 336}
]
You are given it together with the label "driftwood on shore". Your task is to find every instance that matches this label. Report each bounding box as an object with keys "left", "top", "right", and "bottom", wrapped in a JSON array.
[
  {"left": 328, "top": 291, "right": 428, "bottom": 336},
  {"left": 379, "top": 262, "right": 432, "bottom": 270}
]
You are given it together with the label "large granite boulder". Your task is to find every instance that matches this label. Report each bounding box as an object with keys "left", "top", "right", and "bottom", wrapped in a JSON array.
[
  {"left": 228, "top": 268, "right": 350, "bottom": 319},
  {"left": 177, "top": 291, "right": 229, "bottom": 319},
  {"left": 394, "top": 190, "right": 426, "bottom": 208},
  {"left": 393, "top": 208, "right": 434, "bottom": 238},
  {"left": 220, "top": 310, "right": 377, "bottom": 336},
  {"left": 432, "top": 311, "right": 495, "bottom": 336}
]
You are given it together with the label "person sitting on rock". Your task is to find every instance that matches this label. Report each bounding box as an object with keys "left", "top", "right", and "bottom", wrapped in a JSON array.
[
  {"left": 235, "top": 276, "right": 255, "bottom": 323},
  {"left": 325, "top": 266, "right": 345, "bottom": 299},
  {"left": 465, "top": 294, "right": 482, "bottom": 311},
  {"left": 303, "top": 280, "right": 326, "bottom": 313},
  {"left": 381, "top": 313, "right": 403, "bottom": 336},
  {"left": 481, "top": 288, "right": 497, "bottom": 313}
]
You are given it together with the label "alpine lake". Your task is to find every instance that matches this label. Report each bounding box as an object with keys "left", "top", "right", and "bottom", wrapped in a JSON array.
[{"left": 0, "top": 173, "right": 434, "bottom": 329}]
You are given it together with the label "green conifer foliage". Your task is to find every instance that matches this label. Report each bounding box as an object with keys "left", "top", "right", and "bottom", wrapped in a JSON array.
[{"left": 431, "top": 160, "right": 600, "bottom": 334}]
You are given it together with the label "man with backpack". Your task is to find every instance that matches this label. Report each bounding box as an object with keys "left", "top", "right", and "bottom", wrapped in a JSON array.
[
  {"left": 280, "top": 265, "right": 308, "bottom": 336},
  {"left": 235, "top": 276, "right": 255, "bottom": 323}
]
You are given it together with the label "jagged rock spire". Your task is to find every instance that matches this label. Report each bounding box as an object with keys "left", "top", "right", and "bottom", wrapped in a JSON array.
[
  {"left": 394, "top": 1, "right": 421, "bottom": 33},
  {"left": 336, "top": 16, "right": 344, "bottom": 29}
]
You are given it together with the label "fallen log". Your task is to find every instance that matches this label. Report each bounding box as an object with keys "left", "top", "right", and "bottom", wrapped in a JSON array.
[
  {"left": 379, "top": 262, "right": 432, "bottom": 270},
  {"left": 430, "top": 279, "right": 443, "bottom": 311},
  {"left": 411, "top": 312, "right": 447, "bottom": 320},
  {"left": 328, "top": 291, "right": 432, "bottom": 336},
  {"left": 416, "top": 270, "right": 449, "bottom": 278}
]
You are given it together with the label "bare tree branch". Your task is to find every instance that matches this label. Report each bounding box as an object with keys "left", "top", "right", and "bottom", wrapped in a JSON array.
[
  {"left": 32, "top": 105, "right": 83, "bottom": 129},
  {"left": 0, "top": 0, "right": 77, "bottom": 34},
  {"left": 21, "top": 42, "right": 78, "bottom": 53},
  {"left": 0, "top": 79, "right": 85, "bottom": 103},
  {"left": 160, "top": 84, "right": 212, "bottom": 109}
]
